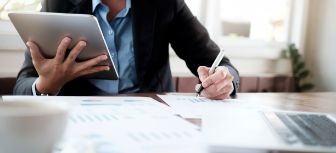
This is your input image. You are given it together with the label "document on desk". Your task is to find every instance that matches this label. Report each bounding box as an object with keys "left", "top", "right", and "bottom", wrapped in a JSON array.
[
  {"left": 158, "top": 95, "right": 270, "bottom": 118},
  {"left": 64, "top": 112, "right": 204, "bottom": 153},
  {"left": 63, "top": 98, "right": 205, "bottom": 153},
  {"left": 3, "top": 96, "right": 163, "bottom": 106},
  {"left": 2, "top": 96, "right": 205, "bottom": 153}
]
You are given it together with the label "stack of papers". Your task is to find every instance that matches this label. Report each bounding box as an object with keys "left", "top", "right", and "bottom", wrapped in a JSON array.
[
  {"left": 2, "top": 96, "right": 205, "bottom": 153},
  {"left": 2, "top": 95, "right": 272, "bottom": 153}
]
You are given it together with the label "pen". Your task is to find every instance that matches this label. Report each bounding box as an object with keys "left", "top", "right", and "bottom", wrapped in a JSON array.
[{"left": 195, "top": 50, "right": 226, "bottom": 97}]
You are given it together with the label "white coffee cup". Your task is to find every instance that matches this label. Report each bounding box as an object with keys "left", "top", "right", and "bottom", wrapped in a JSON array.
[{"left": 0, "top": 101, "right": 69, "bottom": 153}]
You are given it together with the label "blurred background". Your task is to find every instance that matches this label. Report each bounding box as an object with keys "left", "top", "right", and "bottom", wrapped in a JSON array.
[{"left": 0, "top": 0, "right": 335, "bottom": 94}]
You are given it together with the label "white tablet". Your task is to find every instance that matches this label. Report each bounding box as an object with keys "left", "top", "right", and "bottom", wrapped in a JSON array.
[{"left": 8, "top": 12, "right": 118, "bottom": 80}]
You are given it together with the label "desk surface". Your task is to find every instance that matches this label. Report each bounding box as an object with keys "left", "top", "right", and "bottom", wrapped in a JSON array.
[
  {"left": 2, "top": 92, "right": 335, "bottom": 113},
  {"left": 129, "top": 92, "right": 336, "bottom": 113},
  {"left": 126, "top": 92, "right": 336, "bottom": 127},
  {"left": 1, "top": 92, "right": 336, "bottom": 152}
]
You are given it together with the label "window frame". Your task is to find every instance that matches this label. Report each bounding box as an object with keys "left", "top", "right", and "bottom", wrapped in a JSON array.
[{"left": 185, "top": 0, "right": 309, "bottom": 59}]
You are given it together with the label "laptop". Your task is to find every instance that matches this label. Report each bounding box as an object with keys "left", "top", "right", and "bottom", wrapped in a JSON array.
[
  {"left": 8, "top": 12, "right": 118, "bottom": 80},
  {"left": 203, "top": 109, "right": 336, "bottom": 153}
]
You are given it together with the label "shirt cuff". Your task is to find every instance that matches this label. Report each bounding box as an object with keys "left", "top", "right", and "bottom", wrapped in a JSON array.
[
  {"left": 32, "top": 79, "right": 38, "bottom": 96},
  {"left": 226, "top": 65, "right": 240, "bottom": 95},
  {"left": 31, "top": 78, "right": 60, "bottom": 96}
]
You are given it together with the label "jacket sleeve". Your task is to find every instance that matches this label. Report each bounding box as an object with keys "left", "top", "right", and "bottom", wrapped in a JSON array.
[
  {"left": 13, "top": 49, "right": 38, "bottom": 95},
  {"left": 168, "top": 0, "right": 240, "bottom": 94}
]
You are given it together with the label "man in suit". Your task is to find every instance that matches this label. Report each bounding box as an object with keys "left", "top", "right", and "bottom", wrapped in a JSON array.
[{"left": 14, "top": 0, "right": 240, "bottom": 99}]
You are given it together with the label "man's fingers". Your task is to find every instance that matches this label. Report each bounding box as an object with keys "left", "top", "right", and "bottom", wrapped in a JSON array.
[
  {"left": 27, "top": 41, "right": 44, "bottom": 64},
  {"left": 212, "top": 92, "right": 231, "bottom": 100},
  {"left": 65, "top": 41, "right": 86, "bottom": 65},
  {"left": 213, "top": 84, "right": 234, "bottom": 100},
  {"left": 215, "top": 74, "right": 234, "bottom": 92},
  {"left": 197, "top": 66, "right": 210, "bottom": 82},
  {"left": 77, "top": 66, "right": 110, "bottom": 77},
  {"left": 201, "top": 84, "right": 221, "bottom": 98},
  {"left": 76, "top": 55, "right": 108, "bottom": 72},
  {"left": 200, "top": 70, "right": 234, "bottom": 99},
  {"left": 201, "top": 83, "right": 233, "bottom": 99},
  {"left": 202, "top": 67, "right": 229, "bottom": 88},
  {"left": 55, "top": 37, "right": 72, "bottom": 64}
]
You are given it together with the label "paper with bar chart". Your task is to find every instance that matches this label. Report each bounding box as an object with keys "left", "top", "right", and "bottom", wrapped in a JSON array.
[
  {"left": 2, "top": 96, "right": 205, "bottom": 153},
  {"left": 158, "top": 94, "right": 270, "bottom": 118}
]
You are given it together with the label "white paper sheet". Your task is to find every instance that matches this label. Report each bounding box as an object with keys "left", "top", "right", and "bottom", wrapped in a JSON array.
[
  {"left": 158, "top": 95, "right": 270, "bottom": 118},
  {"left": 2, "top": 96, "right": 205, "bottom": 153},
  {"left": 3, "top": 96, "right": 163, "bottom": 106},
  {"left": 63, "top": 115, "right": 205, "bottom": 153}
]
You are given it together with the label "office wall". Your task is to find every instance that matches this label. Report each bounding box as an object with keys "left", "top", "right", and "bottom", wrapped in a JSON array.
[
  {"left": 0, "top": 21, "right": 25, "bottom": 77},
  {"left": 305, "top": 0, "right": 336, "bottom": 91},
  {"left": 0, "top": 50, "right": 24, "bottom": 77}
]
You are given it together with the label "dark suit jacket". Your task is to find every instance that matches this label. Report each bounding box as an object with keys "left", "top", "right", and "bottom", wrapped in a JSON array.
[{"left": 14, "top": 0, "right": 240, "bottom": 96}]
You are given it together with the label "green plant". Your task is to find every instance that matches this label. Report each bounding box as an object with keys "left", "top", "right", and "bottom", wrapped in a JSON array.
[{"left": 283, "top": 44, "right": 314, "bottom": 92}]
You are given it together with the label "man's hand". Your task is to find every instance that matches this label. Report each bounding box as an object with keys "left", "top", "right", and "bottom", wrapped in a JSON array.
[
  {"left": 27, "top": 37, "right": 110, "bottom": 95},
  {"left": 196, "top": 66, "right": 234, "bottom": 100}
]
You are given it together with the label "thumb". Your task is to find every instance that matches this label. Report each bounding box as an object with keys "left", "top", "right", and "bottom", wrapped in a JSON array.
[{"left": 197, "top": 66, "right": 210, "bottom": 82}]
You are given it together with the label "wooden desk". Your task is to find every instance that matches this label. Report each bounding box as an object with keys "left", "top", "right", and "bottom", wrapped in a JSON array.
[
  {"left": 2, "top": 92, "right": 335, "bottom": 113},
  {"left": 2, "top": 92, "right": 335, "bottom": 124},
  {"left": 129, "top": 92, "right": 336, "bottom": 113},
  {"left": 1, "top": 93, "right": 335, "bottom": 152},
  {"left": 125, "top": 92, "right": 336, "bottom": 127},
  {"left": 233, "top": 92, "right": 336, "bottom": 113}
]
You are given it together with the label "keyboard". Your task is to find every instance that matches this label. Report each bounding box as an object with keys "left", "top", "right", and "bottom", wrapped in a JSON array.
[{"left": 263, "top": 112, "right": 336, "bottom": 146}]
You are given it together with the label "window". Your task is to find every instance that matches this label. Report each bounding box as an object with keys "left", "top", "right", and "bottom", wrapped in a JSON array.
[
  {"left": 0, "top": 0, "right": 41, "bottom": 20},
  {"left": 184, "top": 0, "right": 306, "bottom": 59},
  {"left": 219, "top": 0, "right": 290, "bottom": 42},
  {"left": 0, "top": 0, "right": 41, "bottom": 51}
]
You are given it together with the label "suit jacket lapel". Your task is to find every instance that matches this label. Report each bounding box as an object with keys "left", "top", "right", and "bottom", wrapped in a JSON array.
[
  {"left": 68, "top": 0, "right": 82, "bottom": 5},
  {"left": 68, "top": 0, "right": 92, "bottom": 14},
  {"left": 131, "top": 0, "right": 157, "bottom": 82}
]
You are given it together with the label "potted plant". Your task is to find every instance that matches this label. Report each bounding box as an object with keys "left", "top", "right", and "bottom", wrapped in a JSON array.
[{"left": 282, "top": 44, "right": 314, "bottom": 92}]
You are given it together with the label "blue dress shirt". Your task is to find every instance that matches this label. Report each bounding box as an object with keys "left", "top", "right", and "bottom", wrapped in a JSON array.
[{"left": 89, "top": 0, "right": 139, "bottom": 94}]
